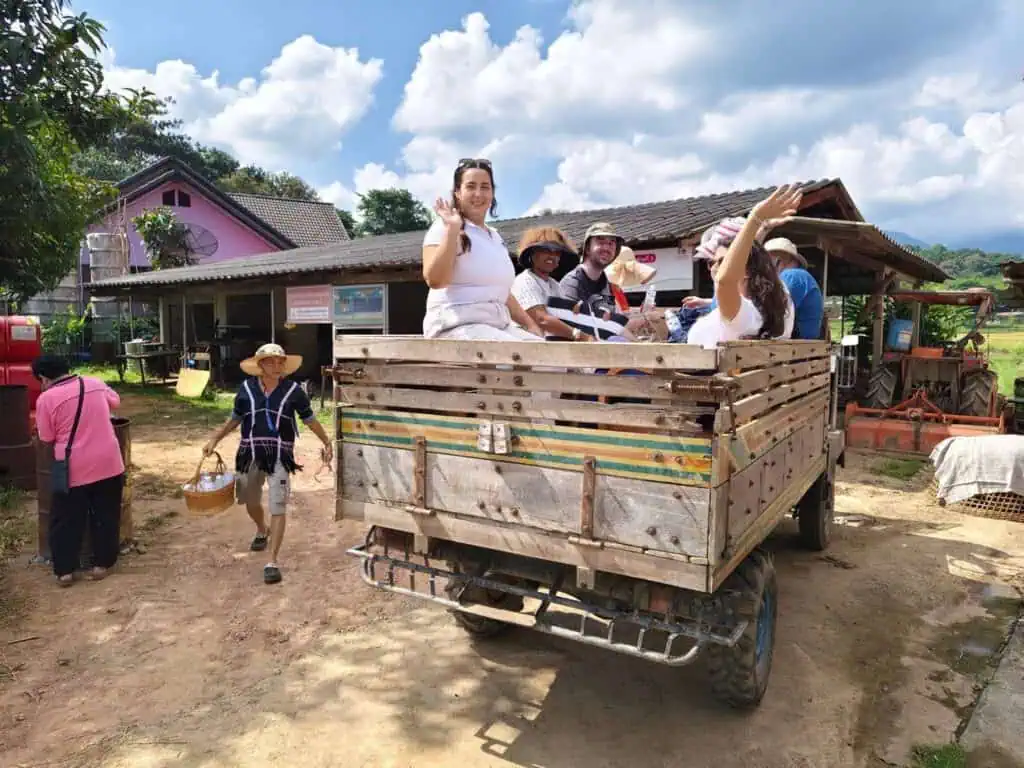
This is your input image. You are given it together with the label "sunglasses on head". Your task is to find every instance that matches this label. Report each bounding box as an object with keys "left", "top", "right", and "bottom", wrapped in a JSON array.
[{"left": 458, "top": 157, "right": 492, "bottom": 169}]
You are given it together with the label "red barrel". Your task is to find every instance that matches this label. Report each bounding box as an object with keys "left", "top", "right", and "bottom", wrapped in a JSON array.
[
  {"left": 0, "top": 316, "right": 42, "bottom": 363},
  {"left": 4, "top": 363, "right": 41, "bottom": 410}
]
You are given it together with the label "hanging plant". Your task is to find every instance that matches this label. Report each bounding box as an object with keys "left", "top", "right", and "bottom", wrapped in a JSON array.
[{"left": 132, "top": 207, "right": 196, "bottom": 270}]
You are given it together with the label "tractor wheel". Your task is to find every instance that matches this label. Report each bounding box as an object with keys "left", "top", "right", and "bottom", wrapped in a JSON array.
[
  {"left": 960, "top": 369, "right": 998, "bottom": 418},
  {"left": 865, "top": 364, "right": 898, "bottom": 410},
  {"left": 445, "top": 570, "right": 522, "bottom": 639},
  {"left": 796, "top": 468, "right": 835, "bottom": 551},
  {"left": 706, "top": 549, "right": 778, "bottom": 710}
]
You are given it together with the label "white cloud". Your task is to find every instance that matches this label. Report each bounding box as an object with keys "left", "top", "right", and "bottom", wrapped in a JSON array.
[
  {"left": 102, "top": 36, "right": 383, "bottom": 170},
  {"left": 393, "top": 4, "right": 707, "bottom": 135}
]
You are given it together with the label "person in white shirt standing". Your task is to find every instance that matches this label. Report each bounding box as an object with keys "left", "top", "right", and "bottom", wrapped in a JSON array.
[
  {"left": 686, "top": 185, "right": 802, "bottom": 348},
  {"left": 421, "top": 158, "right": 543, "bottom": 341},
  {"left": 511, "top": 226, "right": 595, "bottom": 341}
]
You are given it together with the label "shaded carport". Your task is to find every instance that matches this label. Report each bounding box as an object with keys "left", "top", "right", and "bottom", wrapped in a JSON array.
[
  {"left": 765, "top": 216, "right": 949, "bottom": 370},
  {"left": 86, "top": 233, "right": 427, "bottom": 384}
]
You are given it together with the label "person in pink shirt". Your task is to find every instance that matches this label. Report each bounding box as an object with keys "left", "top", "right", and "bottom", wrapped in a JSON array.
[{"left": 33, "top": 356, "right": 125, "bottom": 587}]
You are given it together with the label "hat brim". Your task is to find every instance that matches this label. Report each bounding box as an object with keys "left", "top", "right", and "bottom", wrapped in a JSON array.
[
  {"left": 240, "top": 353, "right": 303, "bottom": 377},
  {"left": 519, "top": 242, "right": 579, "bottom": 273}
]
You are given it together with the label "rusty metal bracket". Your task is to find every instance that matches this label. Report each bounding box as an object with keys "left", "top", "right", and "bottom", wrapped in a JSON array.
[
  {"left": 413, "top": 436, "right": 426, "bottom": 508},
  {"left": 580, "top": 456, "right": 596, "bottom": 539}
]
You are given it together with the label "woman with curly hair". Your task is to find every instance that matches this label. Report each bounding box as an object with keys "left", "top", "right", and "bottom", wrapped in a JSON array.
[
  {"left": 686, "top": 185, "right": 800, "bottom": 348},
  {"left": 510, "top": 226, "right": 596, "bottom": 341},
  {"left": 421, "top": 158, "right": 542, "bottom": 341}
]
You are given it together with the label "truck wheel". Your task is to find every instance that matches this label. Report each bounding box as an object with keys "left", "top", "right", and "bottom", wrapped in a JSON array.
[
  {"left": 960, "top": 369, "right": 997, "bottom": 418},
  {"left": 445, "top": 573, "right": 522, "bottom": 639},
  {"left": 706, "top": 549, "right": 778, "bottom": 710},
  {"left": 796, "top": 470, "right": 834, "bottom": 551},
  {"left": 865, "top": 364, "right": 898, "bottom": 410}
]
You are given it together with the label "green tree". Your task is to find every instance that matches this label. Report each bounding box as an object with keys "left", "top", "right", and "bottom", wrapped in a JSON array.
[
  {"left": 217, "top": 166, "right": 319, "bottom": 200},
  {"left": 72, "top": 90, "right": 241, "bottom": 182},
  {"left": 1, "top": 0, "right": 138, "bottom": 303},
  {"left": 335, "top": 207, "right": 357, "bottom": 239},
  {"left": 356, "top": 188, "right": 432, "bottom": 236}
]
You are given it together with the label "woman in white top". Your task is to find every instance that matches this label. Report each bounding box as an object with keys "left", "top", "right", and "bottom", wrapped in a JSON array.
[
  {"left": 687, "top": 185, "right": 801, "bottom": 349},
  {"left": 422, "top": 158, "right": 542, "bottom": 340},
  {"left": 510, "top": 226, "right": 596, "bottom": 341}
]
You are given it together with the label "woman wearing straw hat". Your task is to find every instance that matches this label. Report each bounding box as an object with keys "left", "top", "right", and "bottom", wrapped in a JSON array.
[{"left": 202, "top": 343, "right": 333, "bottom": 584}]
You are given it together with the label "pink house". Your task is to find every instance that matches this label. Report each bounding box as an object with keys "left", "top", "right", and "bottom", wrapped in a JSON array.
[{"left": 84, "top": 156, "right": 349, "bottom": 273}]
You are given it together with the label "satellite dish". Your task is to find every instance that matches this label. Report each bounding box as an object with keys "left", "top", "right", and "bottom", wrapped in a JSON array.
[{"left": 182, "top": 223, "right": 219, "bottom": 258}]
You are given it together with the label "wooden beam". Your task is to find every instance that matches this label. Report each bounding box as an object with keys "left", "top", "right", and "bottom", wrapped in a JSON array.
[{"left": 335, "top": 336, "right": 720, "bottom": 371}]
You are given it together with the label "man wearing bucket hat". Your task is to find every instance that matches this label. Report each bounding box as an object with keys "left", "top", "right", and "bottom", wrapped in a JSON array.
[
  {"left": 511, "top": 226, "right": 594, "bottom": 341},
  {"left": 559, "top": 221, "right": 624, "bottom": 317},
  {"left": 202, "top": 343, "right": 332, "bottom": 584},
  {"left": 764, "top": 236, "right": 824, "bottom": 340}
]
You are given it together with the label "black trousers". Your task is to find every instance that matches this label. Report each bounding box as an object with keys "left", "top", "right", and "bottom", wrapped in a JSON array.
[{"left": 50, "top": 473, "right": 125, "bottom": 577}]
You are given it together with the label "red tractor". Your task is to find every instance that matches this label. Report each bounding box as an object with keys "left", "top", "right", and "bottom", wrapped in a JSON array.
[{"left": 846, "top": 290, "right": 1008, "bottom": 455}]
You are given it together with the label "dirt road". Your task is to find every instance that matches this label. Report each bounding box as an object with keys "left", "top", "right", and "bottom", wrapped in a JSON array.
[{"left": 1, "top": 394, "right": 1023, "bottom": 767}]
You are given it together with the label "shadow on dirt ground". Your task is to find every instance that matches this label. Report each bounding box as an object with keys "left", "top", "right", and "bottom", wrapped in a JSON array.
[{"left": 2, "top": 450, "right": 1023, "bottom": 768}]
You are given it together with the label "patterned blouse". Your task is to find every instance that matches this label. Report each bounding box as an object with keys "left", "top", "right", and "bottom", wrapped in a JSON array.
[{"left": 231, "top": 377, "right": 315, "bottom": 474}]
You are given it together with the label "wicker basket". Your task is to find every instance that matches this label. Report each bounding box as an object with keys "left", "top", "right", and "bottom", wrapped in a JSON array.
[{"left": 183, "top": 451, "right": 236, "bottom": 516}]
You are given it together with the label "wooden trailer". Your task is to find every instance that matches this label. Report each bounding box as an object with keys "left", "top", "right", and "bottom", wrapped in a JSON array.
[{"left": 331, "top": 336, "right": 844, "bottom": 709}]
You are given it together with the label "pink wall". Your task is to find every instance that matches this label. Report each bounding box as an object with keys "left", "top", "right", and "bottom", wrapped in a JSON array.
[{"left": 84, "top": 180, "right": 281, "bottom": 268}]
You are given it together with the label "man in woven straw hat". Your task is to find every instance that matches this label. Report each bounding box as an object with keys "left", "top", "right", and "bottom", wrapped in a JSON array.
[{"left": 202, "top": 343, "right": 332, "bottom": 584}]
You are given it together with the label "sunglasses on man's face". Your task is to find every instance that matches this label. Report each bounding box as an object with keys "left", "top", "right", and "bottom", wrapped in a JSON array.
[{"left": 458, "top": 157, "right": 492, "bottom": 169}]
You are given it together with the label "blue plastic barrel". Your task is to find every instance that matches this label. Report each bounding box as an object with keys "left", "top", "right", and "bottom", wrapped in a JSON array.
[{"left": 886, "top": 319, "right": 913, "bottom": 351}]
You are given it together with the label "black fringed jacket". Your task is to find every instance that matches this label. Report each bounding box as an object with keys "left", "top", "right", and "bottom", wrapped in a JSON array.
[{"left": 231, "top": 377, "right": 315, "bottom": 474}]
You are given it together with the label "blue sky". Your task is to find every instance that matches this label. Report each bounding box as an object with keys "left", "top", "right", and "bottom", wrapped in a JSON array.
[{"left": 88, "top": 0, "right": 1024, "bottom": 250}]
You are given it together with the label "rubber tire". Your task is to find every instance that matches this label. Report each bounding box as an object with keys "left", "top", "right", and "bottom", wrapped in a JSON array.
[
  {"left": 446, "top": 573, "right": 521, "bottom": 639},
  {"left": 797, "top": 470, "right": 835, "bottom": 551},
  {"left": 865, "top": 364, "right": 898, "bottom": 410},
  {"left": 706, "top": 549, "right": 778, "bottom": 710},
  {"left": 959, "top": 369, "right": 998, "bottom": 418}
]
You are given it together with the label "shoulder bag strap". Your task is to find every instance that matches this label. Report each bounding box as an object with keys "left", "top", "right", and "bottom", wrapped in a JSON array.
[{"left": 64, "top": 377, "right": 86, "bottom": 462}]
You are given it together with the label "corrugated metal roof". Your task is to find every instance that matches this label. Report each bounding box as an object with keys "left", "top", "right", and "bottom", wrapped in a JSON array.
[
  {"left": 86, "top": 179, "right": 856, "bottom": 291},
  {"left": 230, "top": 193, "right": 350, "bottom": 247},
  {"left": 774, "top": 217, "right": 949, "bottom": 282}
]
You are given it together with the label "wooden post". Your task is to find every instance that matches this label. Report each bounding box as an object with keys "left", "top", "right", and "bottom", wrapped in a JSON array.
[
  {"left": 872, "top": 291, "right": 884, "bottom": 373},
  {"left": 270, "top": 288, "right": 276, "bottom": 343},
  {"left": 911, "top": 301, "right": 922, "bottom": 348}
]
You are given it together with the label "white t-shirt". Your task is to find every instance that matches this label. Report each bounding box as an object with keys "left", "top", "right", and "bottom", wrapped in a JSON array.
[
  {"left": 511, "top": 270, "right": 562, "bottom": 312},
  {"left": 422, "top": 218, "right": 515, "bottom": 337},
  {"left": 687, "top": 293, "right": 795, "bottom": 349}
]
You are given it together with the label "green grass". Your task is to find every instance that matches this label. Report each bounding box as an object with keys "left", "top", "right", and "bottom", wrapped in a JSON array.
[
  {"left": 827, "top": 322, "right": 1023, "bottom": 396},
  {"left": 984, "top": 327, "right": 1024, "bottom": 397},
  {"left": 909, "top": 743, "right": 966, "bottom": 768},
  {"left": 874, "top": 458, "right": 926, "bottom": 480}
]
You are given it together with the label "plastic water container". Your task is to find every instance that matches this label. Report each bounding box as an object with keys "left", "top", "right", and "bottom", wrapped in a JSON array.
[{"left": 886, "top": 319, "right": 913, "bottom": 351}]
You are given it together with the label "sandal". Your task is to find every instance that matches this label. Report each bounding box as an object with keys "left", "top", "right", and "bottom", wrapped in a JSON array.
[
  {"left": 90, "top": 567, "right": 108, "bottom": 581},
  {"left": 250, "top": 533, "right": 268, "bottom": 552},
  {"left": 263, "top": 565, "right": 282, "bottom": 585},
  {"left": 57, "top": 574, "right": 73, "bottom": 588}
]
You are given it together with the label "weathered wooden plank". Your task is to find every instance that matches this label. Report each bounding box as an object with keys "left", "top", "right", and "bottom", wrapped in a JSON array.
[
  {"left": 341, "top": 499, "right": 710, "bottom": 592},
  {"left": 711, "top": 455, "right": 826, "bottom": 590},
  {"left": 717, "top": 340, "right": 830, "bottom": 372},
  {"left": 338, "top": 384, "right": 710, "bottom": 432},
  {"left": 731, "top": 390, "right": 829, "bottom": 467},
  {"left": 723, "top": 452, "right": 764, "bottom": 546},
  {"left": 727, "top": 372, "right": 831, "bottom": 427},
  {"left": 339, "top": 407, "right": 715, "bottom": 486},
  {"left": 340, "top": 443, "right": 710, "bottom": 557},
  {"left": 729, "top": 357, "right": 830, "bottom": 399},
  {"left": 592, "top": 479, "right": 710, "bottom": 558},
  {"left": 335, "top": 336, "right": 719, "bottom": 371},
  {"left": 333, "top": 362, "right": 723, "bottom": 402}
]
